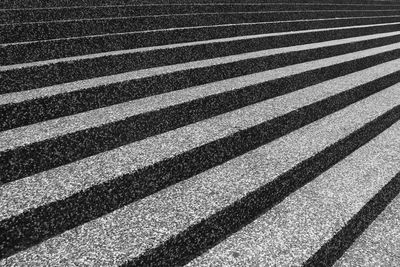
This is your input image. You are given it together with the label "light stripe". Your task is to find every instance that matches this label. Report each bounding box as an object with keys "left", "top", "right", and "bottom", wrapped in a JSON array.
[
  {"left": 3, "top": 10, "right": 400, "bottom": 26},
  {"left": 187, "top": 113, "right": 400, "bottom": 267},
  {"left": 2, "top": 28, "right": 400, "bottom": 104},
  {"left": 2, "top": 42, "right": 399, "bottom": 151},
  {"left": 334, "top": 195, "right": 400, "bottom": 266},
  {"left": 2, "top": 2, "right": 400, "bottom": 264},
  {"left": 1, "top": 42, "right": 399, "bottom": 152},
  {"left": 3, "top": 20, "right": 400, "bottom": 71},
  {"left": 4, "top": 17, "right": 400, "bottom": 46},
  {"left": 0, "top": 58, "right": 398, "bottom": 221},
  {"left": 2, "top": 81, "right": 399, "bottom": 266}
]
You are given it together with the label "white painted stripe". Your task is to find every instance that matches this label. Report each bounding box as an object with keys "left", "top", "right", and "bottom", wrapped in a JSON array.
[
  {"left": 3, "top": 2, "right": 400, "bottom": 11},
  {"left": 3, "top": 19, "right": 400, "bottom": 71},
  {"left": 2, "top": 81, "right": 399, "bottom": 266},
  {"left": 3, "top": 10, "right": 399, "bottom": 26},
  {"left": 4, "top": 17, "right": 400, "bottom": 46},
  {"left": 0, "top": 58, "right": 398, "bottom": 222},
  {"left": 188, "top": 114, "right": 400, "bottom": 267},
  {"left": 2, "top": 34, "right": 400, "bottom": 108}
]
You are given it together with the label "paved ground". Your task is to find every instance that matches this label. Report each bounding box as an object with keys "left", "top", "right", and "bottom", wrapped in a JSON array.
[{"left": 1, "top": 0, "right": 400, "bottom": 266}]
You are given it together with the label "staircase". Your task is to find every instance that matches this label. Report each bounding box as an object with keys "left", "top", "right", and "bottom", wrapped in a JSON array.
[{"left": 1, "top": 1, "right": 400, "bottom": 266}]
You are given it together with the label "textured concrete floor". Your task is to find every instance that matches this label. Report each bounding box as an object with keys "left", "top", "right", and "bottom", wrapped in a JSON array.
[{"left": 2, "top": 1, "right": 400, "bottom": 266}]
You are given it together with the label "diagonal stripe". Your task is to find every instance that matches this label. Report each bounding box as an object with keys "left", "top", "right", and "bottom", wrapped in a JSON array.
[
  {"left": 2, "top": 52, "right": 388, "bottom": 151},
  {"left": 0, "top": 58, "right": 397, "bottom": 222},
  {"left": 2, "top": 46, "right": 400, "bottom": 184},
  {"left": 5, "top": 2, "right": 400, "bottom": 11},
  {"left": 2, "top": 33, "right": 400, "bottom": 131},
  {"left": 3, "top": 27, "right": 400, "bottom": 95},
  {"left": 4, "top": 1, "right": 400, "bottom": 10},
  {"left": 303, "top": 172, "right": 400, "bottom": 267},
  {"left": 1, "top": 58, "right": 398, "bottom": 237},
  {"left": 1, "top": 73, "right": 399, "bottom": 267},
  {"left": 1, "top": 70, "right": 399, "bottom": 260},
  {"left": 6, "top": 10, "right": 400, "bottom": 26},
  {"left": 3, "top": 1, "right": 400, "bottom": 265},
  {"left": 187, "top": 117, "right": 400, "bottom": 266},
  {"left": 4, "top": 17, "right": 400, "bottom": 65},
  {"left": 2, "top": 23, "right": 399, "bottom": 71},
  {"left": 3, "top": 32, "right": 400, "bottom": 104},
  {"left": 122, "top": 90, "right": 400, "bottom": 267},
  {"left": 5, "top": 15, "right": 400, "bottom": 46},
  {"left": 334, "top": 195, "right": 400, "bottom": 266}
]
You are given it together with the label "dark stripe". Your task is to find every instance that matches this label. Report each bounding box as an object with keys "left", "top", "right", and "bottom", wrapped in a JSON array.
[
  {"left": 303, "top": 173, "right": 400, "bottom": 267},
  {"left": 4, "top": 16, "right": 400, "bottom": 64},
  {"left": 1, "top": 0, "right": 399, "bottom": 9},
  {"left": 2, "top": 34, "right": 400, "bottom": 131},
  {"left": 4, "top": 5, "right": 400, "bottom": 24},
  {"left": 121, "top": 97, "right": 400, "bottom": 267},
  {"left": 4, "top": 10, "right": 400, "bottom": 43},
  {"left": 3, "top": 23, "right": 400, "bottom": 94},
  {"left": 2, "top": 49, "right": 400, "bottom": 184},
  {"left": 1, "top": 69, "right": 399, "bottom": 260}
]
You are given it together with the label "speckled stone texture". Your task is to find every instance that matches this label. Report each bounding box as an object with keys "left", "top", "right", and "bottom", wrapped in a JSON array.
[
  {"left": 1, "top": 57, "right": 399, "bottom": 221},
  {"left": 334, "top": 195, "right": 400, "bottom": 267},
  {"left": 2, "top": 1, "right": 400, "bottom": 266}
]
